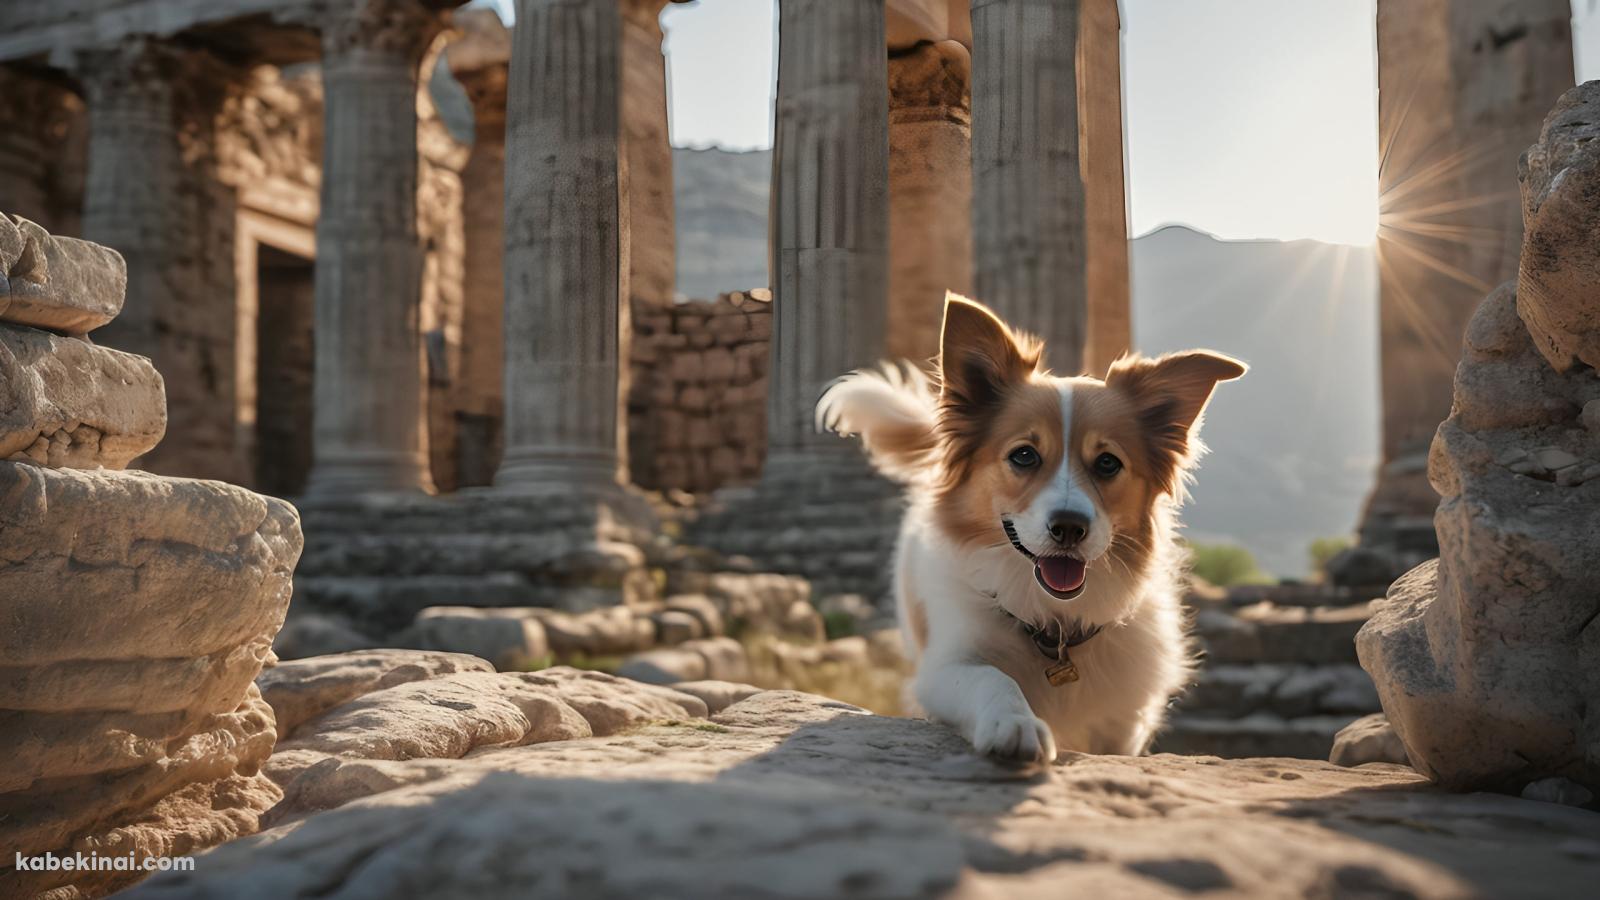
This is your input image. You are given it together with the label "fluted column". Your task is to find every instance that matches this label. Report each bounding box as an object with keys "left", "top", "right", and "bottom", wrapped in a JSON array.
[
  {"left": 497, "top": 0, "right": 628, "bottom": 488},
  {"left": 0, "top": 67, "right": 73, "bottom": 230},
  {"left": 887, "top": 39, "right": 972, "bottom": 364},
  {"left": 448, "top": 10, "right": 510, "bottom": 488},
  {"left": 79, "top": 39, "right": 242, "bottom": 481},
  {"left": 764, "top": 0, "right": 889, "bottom": 476},
  {"left": 79, "top": 40, "right": 184, "bottom": 352},
  {"left": 305, "top": 0, "right": 445, "bottom": 495},
  {"left": 971, "top": 0, "right": 1128, "bottom": 376}
]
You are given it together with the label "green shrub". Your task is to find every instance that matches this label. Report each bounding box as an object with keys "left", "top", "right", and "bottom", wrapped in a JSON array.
[
  {"left": 1187, "top": 541, "right": 1272, "bottom": 587},
  {"left": 1308, "top": 536, "right": 1353, "bottom": 581}
]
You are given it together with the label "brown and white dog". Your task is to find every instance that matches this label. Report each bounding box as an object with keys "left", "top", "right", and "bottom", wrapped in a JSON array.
[{"left": 817, "top": 293, "right": 1245, "bottom": 762}]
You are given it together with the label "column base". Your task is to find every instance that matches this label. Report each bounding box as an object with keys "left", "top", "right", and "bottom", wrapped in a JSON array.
[
  {"left": 494, "top": 446, "right": 619, "bottom": 491},
  {"left": 305, "top": 448, "right": 433, "bottom": 497},
  {"left": 688, "top": 444, "right": 905, "bottom": 604}
]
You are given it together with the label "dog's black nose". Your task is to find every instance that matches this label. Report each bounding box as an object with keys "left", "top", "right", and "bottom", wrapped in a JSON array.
[{"left": 1046, "top": 511, "right": 1090, "bottom": 547}]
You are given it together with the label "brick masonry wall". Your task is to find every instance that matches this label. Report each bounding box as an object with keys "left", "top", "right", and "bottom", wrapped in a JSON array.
[{"left": 629, "top": 289, "right": 771, "bottom": 493}]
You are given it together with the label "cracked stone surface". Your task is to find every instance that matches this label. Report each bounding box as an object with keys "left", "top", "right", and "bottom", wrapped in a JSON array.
[{"left": 129, "top": 687, "right": 1600, "bottom": 899}]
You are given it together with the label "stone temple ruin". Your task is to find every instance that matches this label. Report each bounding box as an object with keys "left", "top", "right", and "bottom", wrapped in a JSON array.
[{"left": 2, "top": 0, "right": 1599, "bottom": 896}]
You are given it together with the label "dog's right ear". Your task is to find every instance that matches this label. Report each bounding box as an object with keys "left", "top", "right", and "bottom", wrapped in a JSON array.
[{"left": 938, "top": 292, "right": 1041, "bottom": 410}]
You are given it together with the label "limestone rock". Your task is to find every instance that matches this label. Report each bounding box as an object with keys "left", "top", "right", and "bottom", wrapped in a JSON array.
[
  {"left": 0, "top": 212, "right": 126, "bottom": 334},
  {"left": 1517, "top": 84, "right": 1600, "bottom": 373},
  {"left": 129, "top": 692, "right": 1600, "bottom": 899},
  {"left": 0, "top": 465, "right": 299, "bottom": 673},
  {"left": 617, "top": 647, "right": 708, "bottom": 684},
  {"left": 1358, "top": 105, "right": 1600, "bottom": 791},
  {"left": 262, "top": 666, "right": 706, "bottom": 822},
  {"left": 1329, "top": 713, "right": 1410, "bottom": 768},
  {"left": 272, "top": 611, "right": 379, "bottom": 660},
  {"left": 669, "top": 680, "right": 765, "bottom": 714},
  {"left": 0, "top": 323, "right": 166, "bottom": 468},
  {"left": 257, "top": 649, "right": 495, "bottom": 737},
  {"left": 398, "top": 606, "right": 550, "bottom": 670},
  {"left": 0, "top": 461, "right": 301, "bottom": 898}
]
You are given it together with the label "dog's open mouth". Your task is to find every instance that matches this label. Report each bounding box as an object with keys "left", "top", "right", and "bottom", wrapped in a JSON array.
[
  {"left": 1002, "top": 518, "right": 1088, "bottom": 600},
  {"left": 1033, "top": 555, "right": 1087, "bottom": 599}
]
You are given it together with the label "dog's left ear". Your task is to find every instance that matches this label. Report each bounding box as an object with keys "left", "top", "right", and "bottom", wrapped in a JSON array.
[{"left": 1106, "top": 351, "right": 1246, "bottom": 490}]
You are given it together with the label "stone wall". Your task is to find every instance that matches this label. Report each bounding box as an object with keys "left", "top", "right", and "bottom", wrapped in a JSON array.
[{"left": 629, "top": 289, "right": 772, "bottom": 493}]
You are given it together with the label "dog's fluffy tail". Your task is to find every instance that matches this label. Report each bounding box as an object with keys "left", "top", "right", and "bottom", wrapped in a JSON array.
[{"left": 815, "top": 362, "right": 940, "bottom": 485}]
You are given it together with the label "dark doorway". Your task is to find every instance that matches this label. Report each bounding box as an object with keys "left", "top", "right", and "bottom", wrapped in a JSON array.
[{"left": 255, "top": 245, "right": 314, "bottom": 496}]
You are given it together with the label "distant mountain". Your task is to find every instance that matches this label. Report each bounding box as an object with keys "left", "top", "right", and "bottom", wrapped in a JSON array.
[
  {"left": 670, "top": 150, "right": 1380, "bottom": 577},
  {"left": 672, "top": 147, "right": 771, "bottom": 300},
  {"left": 1131, "top": 225, "right": 1379, "bottom": 577}
]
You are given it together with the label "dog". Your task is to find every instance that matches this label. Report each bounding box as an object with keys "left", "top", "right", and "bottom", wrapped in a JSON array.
[{"left": 816, "top": 292, "right": 1245, "bottom": 762}]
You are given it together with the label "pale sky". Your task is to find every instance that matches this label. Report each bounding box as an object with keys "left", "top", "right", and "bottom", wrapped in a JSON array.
[{"left": 473, "top": 0, "right": 1600, "bottom": 246}]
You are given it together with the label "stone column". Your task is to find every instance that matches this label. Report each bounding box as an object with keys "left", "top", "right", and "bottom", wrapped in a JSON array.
[
  {"left": 448, "top": 9, "right": 510, "bottom": 488},
  {"left": 621, "top": 0, "right": 675, "bottom": 315},
  {"left": 1078, "top": 0, "right": 1130, "bottom": 377},
  {"left": 305, "top": 0, "right": 446, "bottom": 495},
  {"left": 685, "top": 0, "right": 894, "bottom": 600},
  {"left": 765, "top": 0, "right": 890, "bottom": 476},
  {"left": 1350, "top": 0, "right": 1573, "bottom": 576},
  {"left": 970, "top": 0, "right": 1128, "bottom": 376},
  {"left": 0, "top": 66, "right": 75, "bottom": 230},
  {"left": 79, "top": 38, "right": 241, "bottom": 482},
  {"left": 497, "top": 0, "right": 628, "bottom": 488},
  {"left": 887, "top": 39, "right": 973, "bottom": 365}
]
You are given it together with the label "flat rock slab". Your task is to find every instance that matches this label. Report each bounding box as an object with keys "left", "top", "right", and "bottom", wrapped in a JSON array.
[
  {"left": 0, "top": 322, "right": 165, "bottom": 468},
  {"left": 0, "top": 465, "right": 302, "bottom": 898},
  {"left": 131, "top": 691, "right": 1600, "bottom": 899},
  {"left": 0, "top": 212, "right": 125, "bottom": 334}
]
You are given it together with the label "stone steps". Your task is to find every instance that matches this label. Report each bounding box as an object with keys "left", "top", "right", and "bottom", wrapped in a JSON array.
[
  {"left": 1154, "top": 713, "right": 1362, "bottom": 760},
  {"left": 1174, "top": 585, "right": 1384, "bottom": 760},
  {"left": 1193, "top": 601, "right": 1373, "bottom": 665}
]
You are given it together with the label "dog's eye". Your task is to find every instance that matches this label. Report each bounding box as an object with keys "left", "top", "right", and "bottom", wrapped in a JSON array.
[
  {"left": 1093, "top": 452, "right": 1123, "bottom": 478},
  {"left": 1007, "top": 446, "right": 1041, "bottom": 470}
]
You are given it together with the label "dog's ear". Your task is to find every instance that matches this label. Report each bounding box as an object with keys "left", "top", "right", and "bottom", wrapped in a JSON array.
[
  {"left": 938, "top": 292, "right": 1041, "bottom": 410},
  {"left": 1106, "top": 350, "right": 1246, "bottom": 493}
]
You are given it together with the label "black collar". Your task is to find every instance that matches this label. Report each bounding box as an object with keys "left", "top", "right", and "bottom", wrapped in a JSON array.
[{"left": 1000, "top": 608, "right": 1102, "bottom": 686}]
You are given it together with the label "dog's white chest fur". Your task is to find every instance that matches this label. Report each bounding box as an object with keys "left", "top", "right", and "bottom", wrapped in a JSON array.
[{"left": 896, "top": 502, "right": 1192, "bottom": 757}]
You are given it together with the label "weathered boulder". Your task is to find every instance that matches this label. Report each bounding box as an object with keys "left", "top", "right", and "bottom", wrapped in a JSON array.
[
  {"left": 0, "top": 212, "right": 126, "bottom": 334},
  {"left": 257, "top": 649, "right": 495, "bottom": 737},
  {"left": 0, "top": 463, "right": 301, "bottom": 898},
  {"left": 129, "top": 692, "right": 1600, "bottom": 899},
  {"left": 397, "top": 606, "right": 551, "bottom": 670},
  {"left": 1516, "top": 85, "right": 1600, "bottom": 373},
  {"left": 261, "top": 665, "right": 706, "bottom": 822},
  {"left": 1359, "top": 84, "right": 1600, "bottom": 794},
  {"left": 669, "top": 679, "right": 764, "bottom": 714},
  {"left": 1329, "top": 713, "right": 1410, "bottom": 768},
  {"left": 1, "top": 323, "right": 166, "bottom": 468}
]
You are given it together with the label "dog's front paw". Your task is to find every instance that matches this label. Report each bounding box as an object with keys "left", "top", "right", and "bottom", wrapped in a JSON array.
[{"left": 972, "top": 711, "right": 1057, "bottom": 763}]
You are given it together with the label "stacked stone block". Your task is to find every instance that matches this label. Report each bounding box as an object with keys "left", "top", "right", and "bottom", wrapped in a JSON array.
[
  {"left": 629, "top": 289, "right": 772, "bottom": 493},
  {"left": 0, "top": 213, "right": 302, "bottom": 898}
]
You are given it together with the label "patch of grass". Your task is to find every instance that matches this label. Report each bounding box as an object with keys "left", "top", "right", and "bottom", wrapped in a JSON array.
[{"left": 822, "top": 610, "right": 858, "bottom": 641}]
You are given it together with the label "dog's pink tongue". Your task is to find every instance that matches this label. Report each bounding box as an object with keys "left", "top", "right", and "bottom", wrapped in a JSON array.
[{"left": 1036, "top": 557, "right": 1086, "bottom": 593}]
